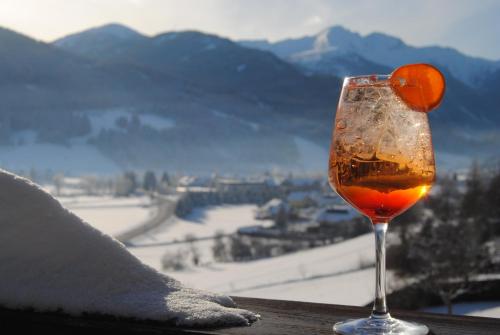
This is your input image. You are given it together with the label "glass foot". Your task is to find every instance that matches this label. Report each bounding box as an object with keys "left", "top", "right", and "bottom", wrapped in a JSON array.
[{"left": 333, "top": 314, "right": 429, "bottom": 335}]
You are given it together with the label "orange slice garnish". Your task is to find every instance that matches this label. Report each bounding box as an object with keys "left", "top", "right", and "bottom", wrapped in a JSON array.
[{"left": 389, "top": 63, "right": 445, "bottom": 113}]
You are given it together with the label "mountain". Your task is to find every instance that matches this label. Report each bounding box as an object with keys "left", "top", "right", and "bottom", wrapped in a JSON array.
[
  {"left": 52, "top": 27, "right": 345, "bottom": 143},
  {"left": 241, "top": 25, "right": 500, "bottom": 163},
  {"left": 0, "top": 26, "right": 119, "bottom": 142},
  {"left": 0, "top": 23, "right": 497, "bottom": 175},
  {"left": 0, "top": 26, "right": 193, "bottom": 143},
  {"left": 481, "top": 68, "right": 500, "bottom": 105},
  {"left": 241, "top": 26, "right": 500, "bottom": 88},
  {"left": 54, "top": 27, "right": 337, "bottom": 117},
  {"left": 246, "top": 27, "right": 499, "bottom": 130},
  {"left": 1, "top": 25, "right": 342, "bottom": 174}
]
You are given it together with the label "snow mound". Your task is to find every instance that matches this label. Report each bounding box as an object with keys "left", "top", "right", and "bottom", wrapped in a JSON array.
[{"left": 0, "top": 170, "right": 257, "bottom": 327}]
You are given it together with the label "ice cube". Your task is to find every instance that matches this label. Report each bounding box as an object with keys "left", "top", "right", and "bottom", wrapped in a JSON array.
[
  {"left": 339, "top": 85, "right": 430, "bottom": 164},
  {"left": 356, "top": 143, "right": 376, "bottom": 160},
  {"left": 344, "top": 87, "right": 364, "bottom": 103},
  {"left": 377, "top": 95, "right": 432, "bottom": 168},
  {"left": 376, "top": 126, "right": 403, "bottom": 163},
  {"left": 362, "top": 87, "right": 382, "bottom": 104}
]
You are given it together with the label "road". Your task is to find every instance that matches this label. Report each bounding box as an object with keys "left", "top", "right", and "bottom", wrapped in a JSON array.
[{"left": 115, "top": 194, "right": 178, "bottom": 244}]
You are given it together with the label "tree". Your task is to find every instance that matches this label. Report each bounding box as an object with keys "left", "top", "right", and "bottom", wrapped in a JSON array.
[
  {"left": 387, "top": 202, "right": 426, "bottom": 273},
  {"left": 143, "top": 171, "right": 157, "bottom": 192},
  {"left": 185, "top": 234, "right": 200, "bottom": 266},
  {"left": 460, "top": 161, "right": 484, "bottom": 220},
  {"left": 125, "top": 171, "right": 138, "bottom": 191},
  {"left": 212, "top": 231, "right": 229, "bottom": 262},
  {"left": 427, "top": 175, "right": 460, "bottom": 223},
  {"left": 115, "top": 116, "right": 128, "bottom": 129},
  {"left": 81, "top": 175, "right": 98, "bottom": 195},
  {"left": 275, "top": 206, "right": 288, "bottom": 231},
  {"left": 229, "top": 235, "right": 252, "bottom": 261},
  {"left": 484, "top": 170, "right": 500, "bottom": 236},
  {"left": 161, "top": 249, "right": 188, "bottom": 271},
  {"left": 390, "top": 171, "right": 491, "bottom": 314},
  {"left": 407, "top": 218, "right": 488, "bottom": 314},
  {"left": 115, "top": 171, "right": 138, "bottom": 196},
  {"left": 393, "top": 202, "right": 425, "bottom": 246},
  {"left": 161, "top": 172, "right": 170, "bottom": 186},
  {"left": 158, "top": 172, "right": 171, "bottom": 194},
  {"left": 250, "top": 239, "right": 272, "bottom": 259}
]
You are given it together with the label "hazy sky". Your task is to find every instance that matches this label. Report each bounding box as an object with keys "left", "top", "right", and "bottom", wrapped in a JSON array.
[{"left": 1, "top": 0, "right": 499, "bottom": 60}]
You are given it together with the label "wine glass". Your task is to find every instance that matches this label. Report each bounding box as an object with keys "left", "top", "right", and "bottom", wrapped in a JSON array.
[{"left": 329, "top": 74, "right": 436, "bottom": 334}]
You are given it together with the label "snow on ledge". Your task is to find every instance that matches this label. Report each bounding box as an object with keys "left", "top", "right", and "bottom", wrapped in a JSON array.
[{"left": 0, "top": 170, "right": 257, "bottom": 327}]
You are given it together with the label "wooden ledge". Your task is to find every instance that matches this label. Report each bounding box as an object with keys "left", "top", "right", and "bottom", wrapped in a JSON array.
[{"left": 2, "top": 297, "right": 500, "bottom": 334}]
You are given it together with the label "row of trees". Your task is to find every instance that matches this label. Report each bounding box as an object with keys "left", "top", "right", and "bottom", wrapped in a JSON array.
[
  {"left": 41, "top": 170, "right": 172, "bottom": 197},
  {"left": 212, "top": 232, "right": 306, "bottom": 262},
  {"left": 114, "top": 170, "right": 171, "bottom": 196},
  {"left": 161, "top": 234, "right": 201, "bottom": 271},
  {"left": 175, "top": 187, "right": 280, "bottom": 217},
  {"left": 389, "top": 163, "right": 500, "bottom": 314}
]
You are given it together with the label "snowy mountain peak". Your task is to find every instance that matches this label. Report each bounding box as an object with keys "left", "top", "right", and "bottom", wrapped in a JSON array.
[
  {"left": 321, "top": 25, "right": 359, "bottom": 40},
  {"left": 241, "top": 25, "right": 500, "bottom": 87},
  {"left": 313, "top": 26, "right": 360, "bottom": 51}
]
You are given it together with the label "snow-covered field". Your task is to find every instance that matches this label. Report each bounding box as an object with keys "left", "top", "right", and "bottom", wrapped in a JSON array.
[
  {"left": 131, "top": 204, "right": 273, "bottom": 245},
  {"left": 128, "top": 203, "right": 377, "bottom": 307},
  {"left": 166, "top": 234, "right": 375, "bottom": 306},
  {"left": 58, "top": 195, "right": 155, "bottom": 237},
  {"left": 130, "top": 205, "right": 274, "bottom": 267}
]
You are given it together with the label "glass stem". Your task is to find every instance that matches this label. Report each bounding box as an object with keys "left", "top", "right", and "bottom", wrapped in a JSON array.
[{"left": 371, "top": 222, "right": 389, "bottom": 318}]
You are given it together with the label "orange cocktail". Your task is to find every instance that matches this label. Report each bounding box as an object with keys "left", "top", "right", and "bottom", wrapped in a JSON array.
[
  {"left": 329, "top": 64, "right": 445, "bottom": 335},
  {"left": 329, "top": 77, "right": 436, "bottom": 224}
]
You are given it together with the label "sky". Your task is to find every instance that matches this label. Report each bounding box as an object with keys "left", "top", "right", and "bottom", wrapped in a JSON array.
[{"left": 1, "top": 0, "right": 499, "bottom": 60}]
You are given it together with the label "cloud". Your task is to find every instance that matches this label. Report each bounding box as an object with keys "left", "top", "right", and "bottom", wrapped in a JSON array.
[{"left": 303, "top": 15, "right": 323, "bottom": 27}]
